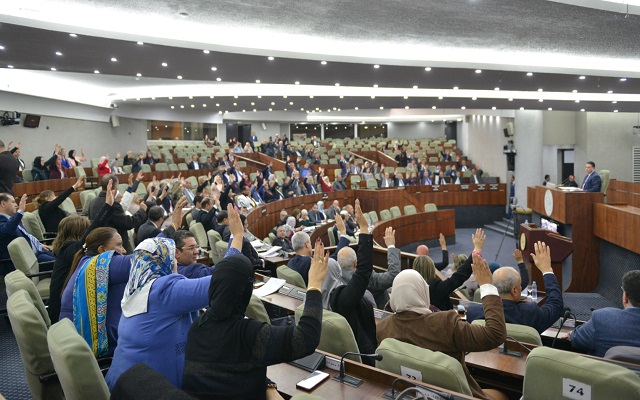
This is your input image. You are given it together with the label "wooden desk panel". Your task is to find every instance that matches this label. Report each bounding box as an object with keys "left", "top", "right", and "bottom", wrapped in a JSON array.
[
  {"left": 371, "top": 210, "right": 455, "bottom": 248},
  {"left": 594, "top": 203, "right": 640, "bottom": 254}
]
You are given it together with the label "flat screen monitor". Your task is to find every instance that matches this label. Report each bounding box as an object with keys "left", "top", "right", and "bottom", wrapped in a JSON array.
[
  {"left": 541, "top": 218, "right": 558, "bottom": 233},
  {"left": 24, "top": 114, "right": 40, "bottom": 128}
]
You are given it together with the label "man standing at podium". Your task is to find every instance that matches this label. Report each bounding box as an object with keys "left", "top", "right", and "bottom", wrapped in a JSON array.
[{"left": 581, "top": 161, "right": 602, "bottom": 192}]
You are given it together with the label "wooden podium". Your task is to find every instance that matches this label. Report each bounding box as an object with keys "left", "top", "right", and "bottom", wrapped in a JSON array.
[
  {"left": 526, "top": 186, "right": 603, "bottom": 292},
  {"left": 518, "top": 223, "right": 573, "bottom": 291}
]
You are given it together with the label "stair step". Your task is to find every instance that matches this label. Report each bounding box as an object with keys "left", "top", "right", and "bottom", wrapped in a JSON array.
[{"left": 484, "top": 224, "right": 514, "bottom": 236}]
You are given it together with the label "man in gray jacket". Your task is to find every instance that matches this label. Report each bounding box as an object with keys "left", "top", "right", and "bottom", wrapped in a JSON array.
[{"left": 332, "top": 214, "right": 401, "bottom": 308}]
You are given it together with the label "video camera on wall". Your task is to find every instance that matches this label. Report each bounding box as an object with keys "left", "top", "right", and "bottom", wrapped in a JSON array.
[{"left": 1, "top": 111, "right": 21, "bottom": 126}]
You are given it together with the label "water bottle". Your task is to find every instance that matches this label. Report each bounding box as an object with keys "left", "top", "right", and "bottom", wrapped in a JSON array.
[
  {"left": 524, "top": 219, "right": 529, "bottom": 225},
  {"left": 531, "top": 281, "right": 538, "bottom": 301}
]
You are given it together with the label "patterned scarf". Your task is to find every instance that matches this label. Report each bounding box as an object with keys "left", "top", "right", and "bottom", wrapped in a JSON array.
[{"left": 72, "top": 250, "right": 115, "bottom": 357}]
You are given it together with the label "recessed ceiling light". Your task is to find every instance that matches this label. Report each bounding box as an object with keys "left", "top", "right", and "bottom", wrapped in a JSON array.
[
  {"left": 177, "top": 75, "right": 182, "bottom": 79},
  {"left": 136, "top": 73, "right": 142, "bottom": 77},
  {"left": 253, "top": 109, "right": 257, "bottom": 112},
  {"left": 321, "top": 61, "right": 327, "bottom": 65},
  {"left": 234, "top": 95, "right": 238, "bottom": 99},
  {"left": 111, "top": 57, "right": 117, "bottom": 62},
  {"left": 216, "top": 77, "right": 221, "bottom": 81},
  {"left": 538, "top": 99, "right": 544, "bottom": 102},
  {"left": 453, "top": 86, "right": 459, "bottom": 90},
  {"left": 283, "top": 95, "right": 287, "bottom": 98},
  {"left": 151, "top": 97, "right": 155, "bottom": 100},
  {"left": 403, "top": 96, "right": 409, "bottom": 99},
  {"left": 171, "top": 106, "right": 175, "bottom": 109},
  {"left": 405, "top": 106, "right": 409, "bottom": 109},
  {"left": 202, "top": 50, "right": 210, "bottom": 54},
  {"left": 579, "top": 76, "right": 586, "bottom": 80},
  {"left": 412, "top": 85, "right": 418, "bottom": 89},
  {"left": 333, "top": 107, "right": 337, "bottom": 111},
  {"left": 494, "top": 87, "right": 499, "bottom": 91},
  {"left": 508, "top": 98, "right": 513, "bottom": 101},
  {"left": 137, "top": 41, "right": 144, "bottom": 45},
  {"left": 425, "top": 67, "right": 431, "bottom": 71},
  {"left": 94, "top": 70, "right": 100, "bottom": 74},
  {"left": 284, "top": 108, "right": 287, "bottom": 111},
  {"left": 355, "top": 107, "right": 359, "bottom": 110},
  {"left": 432, "top": 106, "right": 436, "bottom": 109},
  {"left": 373, "top": 84, "right": 378, "bottom": 88},
  {"left": 268, "top": 56, "right": 275, "bottom": 61},
  {"left": 295, "top": 81, "right": 300, "bottom": 85},
  {"left": 168, "top": 96, "right": 173, "bottom": 99},
  {"left": 612, "top": 101, "right": 617, "bottom": 104},
  {"left": 475, "top": 69, "right": 482, "bottom": 73},
  {"left": 492, "top": 106, "right": 497, "bottom": 110},
  {"left": 289, "top": 101, "right": 294, "bottom": 105},
  {"left": 520, "top": 107, "right": 525, "bottom": 110},
  {"left": 538, "top": 88, "right": 543, "bottom": 92},
  {"left": 269, "top": 108, "right": 272, "bottom": 111},
  {"left": 614, "top": 109, "right": 619, "bottom": 112},
  {"left": 271, "top": 102, "right": 275, "bottom": 105},
  {"left": 191, "top": 105, "right": 195, "bottom": 108},
  {"left": 255, "top": 80, "right": 261, "bottom": 83},
  {"left": 581, "top": 109, "right": 585, "bottom": 112},
  {"left": 335, "top": 83, "right": 340, "bottom": 86},
  {"left": 620, "top": 78, "right": 627, "bottom": 81},
  {"left": 438, "top": 96, "right": 443, "bottom": 100},
  {"left": 526, "top": 72, "right": 533, "bottom": 76},
  {"left": 461, "top": 106, "right": 466, "bottom": 110},
  {"left": 572, "top": 89, "right": 578, "bottom": 93},
  {"left": 233, "top": 102, "right": 237, "bottom": 106},
  {"left": 69, "top": 33, "right": 77, "bottom": 37},
  {"left": 339, "top": 95, "right": 344, "bottom": 99},
  {"left": 548, "top": 108, "right": 553, "bottom": 111},
  {"left": 371, "top": 96, "right": 376, "bottom": 99},
  {"left": 607, "top": 90, "right": 613, "bottom": 94},
  {"left": 575, "top": 100, "right": 580, "bottom": 103},
  {"left": 374, "top": 64, "right": 380, "bottom": 69},
  {"left": 215, "top": 103, "right": 220, "bottom": 106},
  {"left": 211, "top": 67, "right": 217, "bottom": 71},
  {"left": 55, "top": 51, "right": 62, "bottom": 56},
  {"left": 189, "top": 96, "right": 193, "bottom": 99},
  {"left": 180, "top": 105, "right": 184, "bottom": 108},
  {"left": 161, "top": 62, "right": 168, "bottom": 67},
  {"left": 309, "top": 95, "right": 314, "bottom": 98},
  {"left": 0, "top": 46, "right": 4, "bottom": 50},
  {"left": 50, "top": 67, "right": 56, "bottom": 71},
  {"left": 136, "top": 98, "right": 140, "bottom": 101},
  {"left": 257, "top": 95, "right": 261, "bottom": 98},
  {"left": 472, "top": 97, "right": 477, "bottom": 100},
  {"left": 379, "top": 107, "right": 384, "bottom": 110}
]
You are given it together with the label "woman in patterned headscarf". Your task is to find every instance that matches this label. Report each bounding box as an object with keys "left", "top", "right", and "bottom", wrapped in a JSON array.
[{"left": 105, "top": 205, "right": 246, "bottom": 390}]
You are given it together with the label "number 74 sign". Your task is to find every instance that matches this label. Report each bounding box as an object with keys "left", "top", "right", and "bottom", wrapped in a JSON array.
[{"left": 563, "top": 378, "right": 592, "bottom": 399}]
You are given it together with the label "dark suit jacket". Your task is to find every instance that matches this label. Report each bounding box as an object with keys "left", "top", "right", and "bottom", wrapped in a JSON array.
[
  {"left": 466, "top": 272, "right": 563, "bottom": 333},
  {"left": 0, "top": 150, "right": 19, "bottom": 195},
  {"left": 272, "top": 237, "right": 293, "bottom": 252},
  {"left": 188, "top": 161, "right": 200, "bottom": 170},
  {"left": 582, "top": 171, "right": 602, "bottom": 192},
  {"left": 0, "top": 212, "right": 29, "bottom": 261},
  {"left": 308, "top": 210, "right": 325, "bottom": 224},
  {"left": 287, "top": 255, "right": 311, "bottom": 285},
  {"left": 136, "top": 220, "right": 176, "bottom": 245},
  {"left": 571, "top": 306, "right": 640, "bottom": 357},
  {"left": 89, "top": 193, "right": 147, "bottom": 254}
]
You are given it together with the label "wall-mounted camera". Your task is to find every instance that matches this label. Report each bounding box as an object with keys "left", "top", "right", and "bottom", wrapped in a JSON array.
[{"left": 0, "top": 111, "right": 21, "bottom": 126}]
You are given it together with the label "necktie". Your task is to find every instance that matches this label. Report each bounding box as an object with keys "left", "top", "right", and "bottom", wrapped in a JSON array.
[
  {"left": 18, "top": 224, "right": 44, "bottom": 253},
  {"left": 582, "top": 173, "right": 591, "bottom": 189}
]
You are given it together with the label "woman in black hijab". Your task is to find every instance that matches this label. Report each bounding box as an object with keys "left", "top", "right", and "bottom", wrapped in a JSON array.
[{"left": 182, "top": 240, "right": 329, "bottom": 400}]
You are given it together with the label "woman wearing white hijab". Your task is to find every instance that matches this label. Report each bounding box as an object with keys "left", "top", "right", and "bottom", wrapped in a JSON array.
[{"left": 377, "top": 254, "right": 509, "bottom": 400}]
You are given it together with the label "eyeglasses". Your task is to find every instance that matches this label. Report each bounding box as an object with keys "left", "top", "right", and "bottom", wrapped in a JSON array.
[{"left": 181, "top": 245, "right": 199, "bottom": 252}]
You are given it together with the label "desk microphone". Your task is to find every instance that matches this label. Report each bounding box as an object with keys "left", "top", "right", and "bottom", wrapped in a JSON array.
[
  {"left": 500, "top": 336, "right": 534, "bottom": 358},
  {"left": 552, "top": 308, "right": 572, "bottom": 348},
  {"left": 333, "top": 352, "right": 383, "bottom": 388}
]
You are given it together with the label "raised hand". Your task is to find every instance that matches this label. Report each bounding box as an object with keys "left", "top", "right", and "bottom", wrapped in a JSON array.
[
  {"left": 334, "top": 213, "right": 347, "bottom": 236},
  {"left": 307, "top": 239, "right": 329, "bottom": 290},
  {"left": 18, "top": 194, "right": 27, "bottom": 212},
  {"left": 106, "top": 179, "right": 115, "bottom": 206},
  {"left": 471, "top": 252, "right": 493, "bottom": 287},
  {"left": 531, "top": 241, "right": 553, "bottom": 273},
  {"left": 227, "top": 203, "right": 244, "bottom": 251},
  {"left": 128, "top": 173, "right": 134, "bottom": 187},
  {"left": 472, "top": 228, "right": 486, "bottom": 253},
  {"left": 172, "top": 197, "right": 187, "bottom": 228},
  {"left": 513, "top": 248, "right": 524, "bottom": 264},
  {"left": 354, "top": 199, "right": 368, "bottom": 230},
  {"left": 73, "top": 175, "right": 85, "bottom": 190},
  {"left": 438, "top": 233, "right": 446, "bottom": 250},
  {"left": 136, "top": 170, "right": 144, "bottom": 182},
  {"left": 383, "top": 226, "right": 396, "bottom": 247}
]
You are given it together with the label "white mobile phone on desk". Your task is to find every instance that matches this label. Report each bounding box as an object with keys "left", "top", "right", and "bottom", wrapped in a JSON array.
[{"left": 295, "top": 370, "right": 329, "bottom": 391}]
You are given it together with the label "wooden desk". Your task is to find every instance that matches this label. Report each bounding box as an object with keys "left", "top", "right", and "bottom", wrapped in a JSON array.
[
  {"left": 371, "top": 209, "right": 455, "bottom": 248},
  {"left": 269, "top": 352, "right": 474, "bottom": 400},
  {"left": 594, "top": 203, "right": 640, "bottom": 255},
  {"left": 466, "top": 345, "right": 528, "bottom": 397}
]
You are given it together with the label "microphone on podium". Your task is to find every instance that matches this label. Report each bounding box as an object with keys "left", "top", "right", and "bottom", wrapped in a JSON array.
[{"left": 332, "top": 352, "right": 383, "bottom": 388}]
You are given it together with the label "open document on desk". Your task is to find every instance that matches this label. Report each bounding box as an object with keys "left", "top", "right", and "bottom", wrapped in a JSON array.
[
  {"left": 253, "top": 277, "right": 286, "bottom": 297},
  {"left": 257, "top": 246, "right": 282, "bottom": 258}
]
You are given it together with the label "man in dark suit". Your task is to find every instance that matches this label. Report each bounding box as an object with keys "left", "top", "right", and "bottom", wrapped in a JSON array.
[
  {"left": 136, "top": 205, "right": 177, "bottom": 244},
  {"left": 379, "top": 172, "right": 394, "bottom": 188},
  {"left": 332, "top": 174, "right": 348, "bottom": 191},
  {"left": 0, "top": 193, "right": 55, "bottom": 272},
  {"left": 0, "top": 141, "right": 19, "bottom": 195},
  {"left": 272, "top": 225, "right": 293, "bottom": 252},
  {"left": 466, "top": 241, "right": 563, "bottom": 334},
  {"left": 222, "top": 214, "right": 263, "bottom": 270},
  {"left": 393, "top": 172, "right": 406, "bottom": 187},
  {"left": 174, "top": 230, "right": 215, "bottom": 278},
  {"left": 470, "top": 168, "right": 483, "bottom": 184},
  {"left": 570, "top": 270, "right": 640, "bottom": 357},
  {"left": 187, "top": 155, "right": 200, "bottom": 170},
  {"left": 581, "top": 161, "right": 602, "bottom": 192},
  {"left": 308, "top": 203, "right": 325, "bottom": 224},
  {"left": 88, "top": 174, "right": 148, "bottom": 254},
  {"left": 250, "top": 131, "right": 258, "bottom": 150}
]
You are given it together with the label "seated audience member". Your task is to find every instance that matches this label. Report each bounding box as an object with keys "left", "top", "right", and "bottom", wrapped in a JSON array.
[
  {"left": 297, "top": 209, "right": 314, "bottom": 227},
  {"left": 379, "top": 172, "right": 394, "bottom": 188},
  {"left": 466, "top": 242, "right": 562, "bottom": 333},
  {"left": 565, "top": 175, "right": 579, "bottom": 188},
  {"left": 377, "top": 254, "right": 508, "bottom": 400},
  {"left": 326, "top": 201, "right": 378, "bottom": 365},
  {"left": 315, "top": 168, "right": 335, "bottom": 192},
  {"left": 143, "top": 151, "right": 158, "bottom": 165},
  {"left": 325, "top": 200, "right": 340, "bottom": 219},
  {"left": 49, "top": 181, "right": 115, "bottom": 324},
  {"left": 413, "top": 229, "right": 486, "bottom": 311},
  {"left": 333, "top": 215, "right": 400, "bottom": 308},
  {"left": 136, "top": 199, "right": 184, "bottom": 244},
  {"left": 272, "top": 225, "right": 293, "bottom": 252},
  {"left": 214, "top": 211, "right": 228, "bottom": 238},
  {"left": 415, "top": 233, "right": 449, "bottom": 271},
  {"left": 67, "top": 148, "right": 87, "bottom": 168},
  {"left": 434, "top": 171, "right": 447, "bottom": 185},
  {"left": 542, "top": 174, "right": 551, "bottom": 186},
  {"left": 0, "top": 193, "right": 56, "bottom": 269},
  {"left": 581, "top": 161, "right": 602, "bottom": 192},
  {"left": 223, "top": 214, "right": 263, "bottom": 270},
  {"left": 470, "top": 168, "right": 483, "bottom": 184},
  {"left": 197, "top": 197, "right": 219, "bottom": 233},
  {"left": 570, "top": 270, "right": 640, "bottom": 357},
  {"left": 308, "top": 202, "right": 325, "bottom": 224},
  {"left": 49, "top": 155, "right": 68, "bottom": 179},
  {"left": 175, "top": 230, "right": 215, "bottom": 278},
  {"left": 32, "top": 156, "right": 54, "bottom": 181},
  {"left": 34, "top": 176, "right": 85, "bottom": 232},
  {"left": 105, "top": 205, "right": 244, "bottom": 389},
  {"left": 98, "top": 155, "right": 112, "bottom": 177},
  {"left": 59, "top": 228, "right": 131, "bottom": 355},
  {"left": 188, "top": 155, "right": 200, "bottom": 170},
  {"left": 182, "top": 240, "right": 327, "bottom": 400}
]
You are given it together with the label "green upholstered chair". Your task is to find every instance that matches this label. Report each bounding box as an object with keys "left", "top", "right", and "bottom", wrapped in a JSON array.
[
  {"left": 389, "top": 206, "right": 402, "bottom": 218},
  {"left": 368, "top": 210, "right": 379, "bottom": 223},
  {"left": 599, "top": 169, "right": 610, "bottom": 201},
  {"left": 380, "top": 209, "right": 392, "bottom": 221},
  {"left": 522, "top": 347, "right": 640, "bottom": 400},
  {"left": 471, "top": 320, "right": 542, "bottom": 345},
  {"left": 604, "top": 346, "right": 640, "bottom": 364},
  {"left": 22, "top": 169, "right": 33, "bottom": 182},
  {"left": 155, "top": 162, "right": 168, "bottom": 171},
  {"left": 79, "top": 190, "right": 96, "bottom": 214},
  {"left": 404, "top": 205, "right": 417, "bottom": 215},
  {"left": 47, "top": 319, "right": 110, "bottom": 400},
  {"left": 23, "top": 211, "right": 48, "bottom": 240},
  {"left": 245, "top": 295, "right": 271, "bottom": 325},
  {"left": 215, "top": 240, "right": 229, "bottom": 260},
  {"left": 376, "top": 338, "right": 473, "bottom": 396},
  {"left": 168, "top": 163, "right": 179, "bottom": 171},
  {"left": 7, "top": 290, "right": 64, "bottom": 400},
  {"left": 59, "top": 197, "right": 77, "bottom": 214},
  {"left": 189, "top": 222, "right": 209, "bottom": 249},
  {"left": 276, "top": 265, "right": 306, "bottom": 288},
  {"left": 206, "top": 230, "right": 224, "bottom": 265},
  {"left": 178, "top": 163, "right": 189, "bottom": 170},
  {"left": 5, "top": 270, "right": 51, "bottom": 327},
  {"left": 366, "top": 179, "right": 378, "bottom": 189},
  {"left": 424, "top": 203, "right": 438, "bottom": 212},
  {"left": 8, "top": 237, "right": 51, "bottom": 300},
  {"left": 295, "top": 304, "right": 361, "bottom": 363}
]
